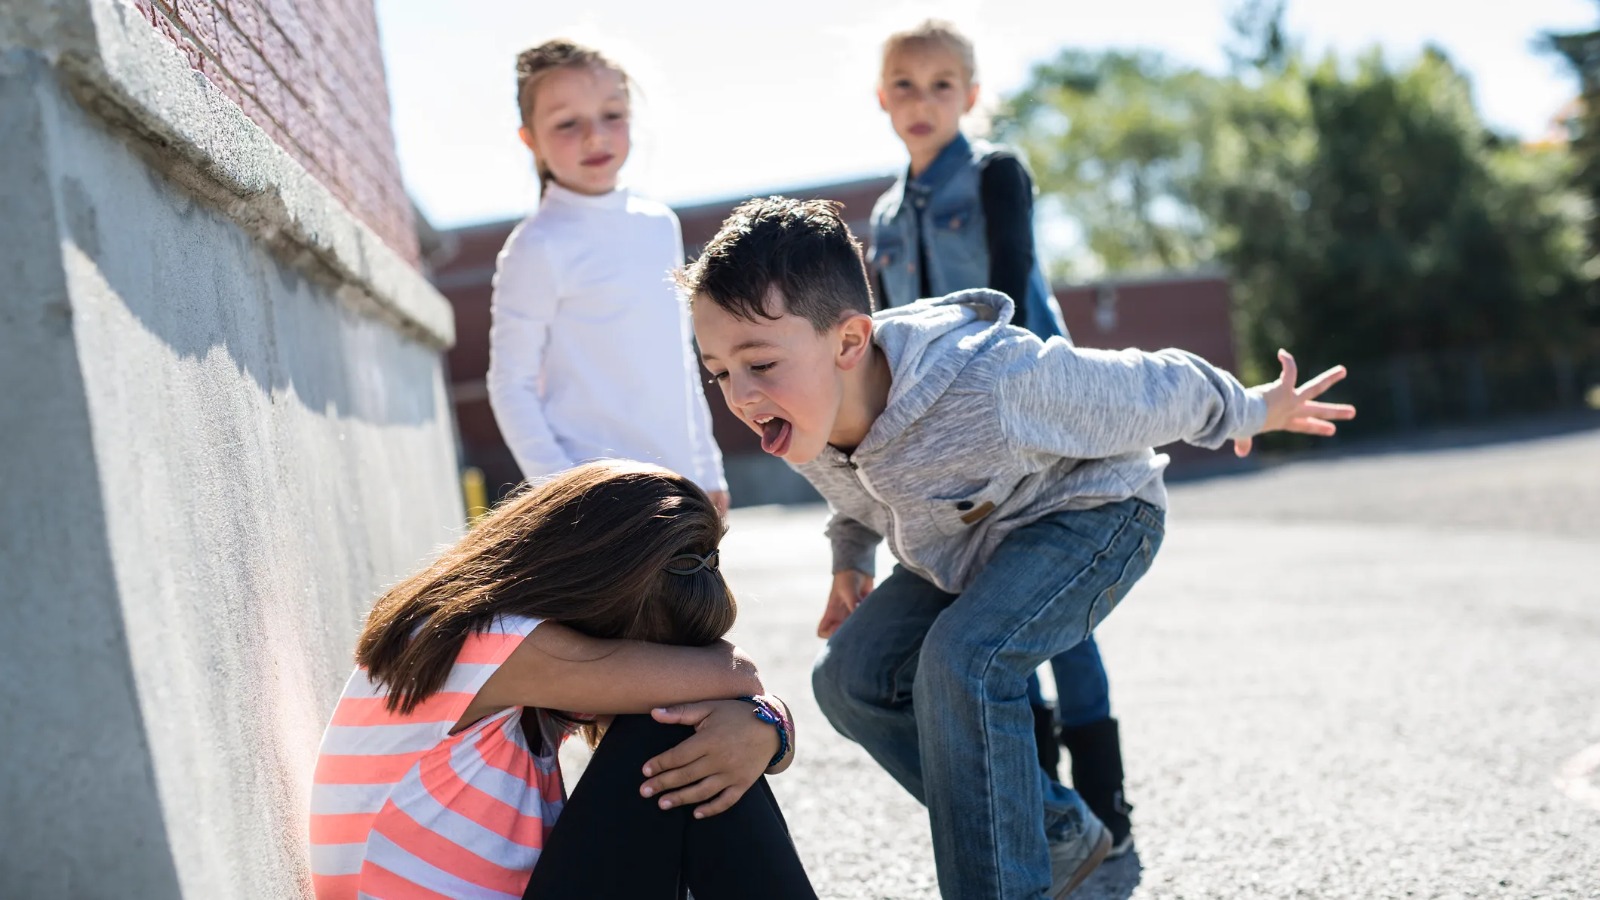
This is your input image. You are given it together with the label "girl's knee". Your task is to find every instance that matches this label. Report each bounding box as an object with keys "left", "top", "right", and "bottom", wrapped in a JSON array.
[{"left": 595, "top": 714, "right": 695, "bottom": 764}]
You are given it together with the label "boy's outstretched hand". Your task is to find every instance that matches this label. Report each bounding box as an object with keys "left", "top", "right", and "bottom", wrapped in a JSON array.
[{"left": 1235, "top": 349, "right": 1357, "bottom": 458}]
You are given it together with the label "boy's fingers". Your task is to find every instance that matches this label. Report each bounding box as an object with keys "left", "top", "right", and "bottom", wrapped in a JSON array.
[
  {"left": 1233, "top": 436, "right": 1254, "bottom": 457},
  {"left": 1287, "top": 417, "right": 1336, "bottom": 436},
  {"left": 1302, "top": 400, "right": 1357, "bottom": 420},
  {"left": 819, "top": 592, "right": 854, "bottom": 637},
  {"left": 694, "top": 785, "right": 747, "bottom": 819},
  {"left": 642, "top": 758, "right": 716, "bottom": 799},
  {"left": 1278, "top": 349, "right": 1297, "bottom": 385},
  {"left": 817, "top": 610, "right": 843, "bottom": 639},
  {"left": 1295, "top": 365, "right": 1347, "bottom": 399}
]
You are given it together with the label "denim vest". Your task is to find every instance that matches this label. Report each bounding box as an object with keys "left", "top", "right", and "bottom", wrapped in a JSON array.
[{"left": 868, "top": 133, "right": 1067, "bottom": 340}]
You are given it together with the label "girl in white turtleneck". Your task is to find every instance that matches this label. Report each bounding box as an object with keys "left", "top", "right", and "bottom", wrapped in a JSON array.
[{"left": 488, "top": 40, "right": 728, "bottom": 514}]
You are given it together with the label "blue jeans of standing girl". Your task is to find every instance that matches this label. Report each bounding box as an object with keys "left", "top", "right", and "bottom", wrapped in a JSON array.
[
  {"left": 812, "top": 499, "right": 1164, "bottom": 900},
  {"left": 1029, "top": 638, "right": 1112, "bottom": 727}
]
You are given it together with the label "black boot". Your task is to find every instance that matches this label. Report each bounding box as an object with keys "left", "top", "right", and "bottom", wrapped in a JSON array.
[
  {"left": 1060, "top": 717, "right": 1134, "bottom": 857},
  {"left": 1031, "top": 702, "right": 1061, "bottom": 781}
]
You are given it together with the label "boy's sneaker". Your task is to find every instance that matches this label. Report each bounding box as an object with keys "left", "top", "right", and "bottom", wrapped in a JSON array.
[{"left": 1048, "top": 813, "right": 1111, "bottom": 899}]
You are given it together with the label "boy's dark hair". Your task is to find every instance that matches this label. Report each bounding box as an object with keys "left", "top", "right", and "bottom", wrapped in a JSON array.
[{"left": 679, "top": 196, "right": 876, "bottom": 332}]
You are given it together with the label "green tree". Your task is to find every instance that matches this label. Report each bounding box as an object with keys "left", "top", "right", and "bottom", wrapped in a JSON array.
[
  {"left": 996, "top": 51, "right": 1223, "bottom": 276},
  {"left": 1542, "top": 10, "right": 1600, "bottom": 326},
  {"left": 997, "top": 38, "right": 1590, "bottom": 389}
]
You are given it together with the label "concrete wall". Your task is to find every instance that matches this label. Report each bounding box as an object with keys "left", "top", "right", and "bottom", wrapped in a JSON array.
[{"left": 0, "top": 2, "right": 462, "bottom": 897}]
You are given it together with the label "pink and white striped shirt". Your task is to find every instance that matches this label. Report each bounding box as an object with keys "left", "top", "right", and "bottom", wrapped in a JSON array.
[{"left": 309, "top": 615, "right": 564, "bottom": 899}]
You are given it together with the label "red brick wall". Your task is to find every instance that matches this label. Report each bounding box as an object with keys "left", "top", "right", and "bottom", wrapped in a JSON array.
[
  {"left": 128, "top": 0, "right": 420, "bottom": 266},
  {"left": 1057, "top": 276, "right": 1237, "bottom": 371}
]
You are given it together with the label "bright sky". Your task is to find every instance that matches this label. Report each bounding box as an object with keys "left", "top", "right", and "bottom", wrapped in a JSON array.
[{"left": 377, "top": 0, "right": 1597, "bottom": 230}]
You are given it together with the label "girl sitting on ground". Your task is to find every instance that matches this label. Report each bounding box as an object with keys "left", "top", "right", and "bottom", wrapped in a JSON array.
[{"left": 308, "top": 461, "right": 816, "bottom": 899}]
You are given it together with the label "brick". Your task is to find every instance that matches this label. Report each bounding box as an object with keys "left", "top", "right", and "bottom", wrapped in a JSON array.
[
  {"left": 211, "top": 6, "right": 258, "bottom": 96},
  {"left": 328, "top": 143, "right": 353, "bottom": 195},
  {"left": 150, "top": 7, "right": 205, "bottom": 72},
  {"left": 255, "top": 9, "right": 289, "bottom": 78},
  {"left": 316, "top": 54, "right": 349, "bottom": 115},
  {"left": 209, "top": 66, "right": 246, "bottom": 109},
  {"left": 170, "top": 0, "right": 220, "bottom": 55},
  {"left": 223, "top": 0, "right": 262, "bottom": 44},
  {"left": 266, "top": 23, "right": 313, "bottom": 109},
  {"left": 260, "top": 0, "right": 311, "bottom": 57},
  {"left": 237, "top": 91, "right": 265, "bottom": 129},
  {"left": 276, "top": 90, "right": 310, "bottom": 150},
  {"left": 253, "top": 58, "right": 287, "bottom": 134},
  {"left": 302, "top": 114, "right": 330, "bottom": 166}
]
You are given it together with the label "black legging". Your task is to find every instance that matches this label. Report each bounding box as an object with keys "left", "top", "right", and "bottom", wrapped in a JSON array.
[{"left": 523, "top": 714, "right": 818, "bottom": 899}]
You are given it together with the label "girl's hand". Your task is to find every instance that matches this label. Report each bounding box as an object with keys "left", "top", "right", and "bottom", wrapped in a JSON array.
[
  {"left": 1235, "top": 349, "right": 1357, "bottom": 457},
  {"left": 638, "top": 700, "right": 780, "bottom": 818},
  {"left": 819, "top": 570, "right": 872, "bottom": 638}
]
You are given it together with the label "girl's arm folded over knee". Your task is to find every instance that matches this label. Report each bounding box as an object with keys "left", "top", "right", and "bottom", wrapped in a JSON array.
[{"left": 472, "top": 622, "right": 764, "bottom": 715}]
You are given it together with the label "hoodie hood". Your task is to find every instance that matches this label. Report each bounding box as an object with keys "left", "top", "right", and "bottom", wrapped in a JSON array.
[{"left": 860, "top": 289, "right": 1015, "bottom": 452}]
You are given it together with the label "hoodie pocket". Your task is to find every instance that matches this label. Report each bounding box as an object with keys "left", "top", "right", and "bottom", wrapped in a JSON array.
[{"left": 926, "top": 480, "right": 1009, "bottom": 537}]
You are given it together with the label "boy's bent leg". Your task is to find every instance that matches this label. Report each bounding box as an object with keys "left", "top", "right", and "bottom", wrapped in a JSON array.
[
  {"left": 913, "top": 499, "right": 1164, "bottom": 900},
  {"left": 811, "top": 564, "right": 954, "bottom": 804}
]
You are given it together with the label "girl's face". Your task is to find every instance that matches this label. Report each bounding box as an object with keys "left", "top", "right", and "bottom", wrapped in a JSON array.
[
  {"left": 520, "top": 65, "right": 631, "bottom": 195},
  {"left": 877, "top": 44, "right": 978, "bottom": 169}
]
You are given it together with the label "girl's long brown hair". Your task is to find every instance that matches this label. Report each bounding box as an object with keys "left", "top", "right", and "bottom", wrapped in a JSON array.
[{"left": 357, "top": 460, "right": 733, "bottom": 716}]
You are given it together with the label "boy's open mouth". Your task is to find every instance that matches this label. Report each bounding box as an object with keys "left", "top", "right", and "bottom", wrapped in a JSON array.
[{"left": 754, "top": 415, "right": 793, "bottom": 456}]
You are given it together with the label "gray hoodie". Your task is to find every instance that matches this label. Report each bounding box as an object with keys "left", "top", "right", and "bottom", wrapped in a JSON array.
[{"left": 794, "top": 289, "right": 1268, "bottom": 594}]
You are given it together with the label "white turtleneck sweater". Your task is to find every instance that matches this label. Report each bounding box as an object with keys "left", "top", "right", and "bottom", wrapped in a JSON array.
[{"left": 486, "top": 183, "right": 726, "bottom": 491}]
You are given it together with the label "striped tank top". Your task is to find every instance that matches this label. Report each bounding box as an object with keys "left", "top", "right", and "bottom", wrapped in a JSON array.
[{"left": 309, "top": 614, "right": 564, "bottom": 899}]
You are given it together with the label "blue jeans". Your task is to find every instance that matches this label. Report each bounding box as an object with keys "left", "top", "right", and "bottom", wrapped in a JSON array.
[
  {"left": 812, "top": 499, "right": 1164, "bottom": 900},
  {"left": 1027, "top": 638, "right": 1112, "bottom": 728}
]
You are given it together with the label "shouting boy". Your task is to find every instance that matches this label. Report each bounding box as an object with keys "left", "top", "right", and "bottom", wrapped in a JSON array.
[{"left": 683, "top": 197, "right": 1354, "bottom": 899}]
